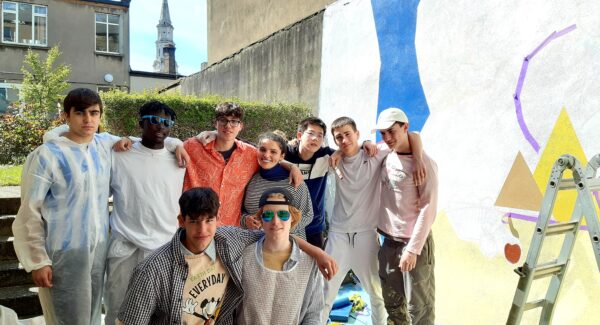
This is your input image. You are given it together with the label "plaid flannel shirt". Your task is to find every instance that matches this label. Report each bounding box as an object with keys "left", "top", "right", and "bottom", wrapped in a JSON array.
[{"left": 118, "top": 227, "right": 263, "bottom": 325}]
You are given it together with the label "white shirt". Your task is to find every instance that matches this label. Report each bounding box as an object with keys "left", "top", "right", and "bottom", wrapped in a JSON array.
[{"left": 110, "top": 142, "right": 185, "bottom": 252}]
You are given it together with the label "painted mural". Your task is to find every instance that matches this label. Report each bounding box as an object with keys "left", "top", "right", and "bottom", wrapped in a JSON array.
[{"left": 318, "top": 0, "right": 600, "bottom": 323}]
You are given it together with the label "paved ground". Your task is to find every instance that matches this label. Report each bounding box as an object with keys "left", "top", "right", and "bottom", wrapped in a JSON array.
[{"left": 0, "top": 186, "right": 19, "bottom": 198}]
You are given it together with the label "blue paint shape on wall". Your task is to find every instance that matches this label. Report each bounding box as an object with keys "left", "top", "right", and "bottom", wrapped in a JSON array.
[{"left": 371, "top": 0, "right": 429, "bottom": 138}]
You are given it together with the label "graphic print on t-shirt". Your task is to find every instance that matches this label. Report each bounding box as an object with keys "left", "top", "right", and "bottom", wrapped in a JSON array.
[{"left": 182, "top": 254, "right": 229, "bottom": 325}]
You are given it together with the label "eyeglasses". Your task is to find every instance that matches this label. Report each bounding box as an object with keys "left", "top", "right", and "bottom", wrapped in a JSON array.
[
  {"left": 304, "top": 131, "right": 324, "bottom": 140},
  {"left": 141, "top": 115, "right": 175, "bottom": 128},
  {"left": 217, "top": 118, "right": 242, "bottom": 127},
  {"left": 261, "top": 210, "right": 291, "bottom": 222}
]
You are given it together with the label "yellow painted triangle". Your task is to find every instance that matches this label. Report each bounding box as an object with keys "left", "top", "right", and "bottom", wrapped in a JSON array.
[
  {"left": 495, "top": 152, "right": 543, "bottom": 211},
  {"left": 532, "top": 107, "right": 598, "bottom": 222}
]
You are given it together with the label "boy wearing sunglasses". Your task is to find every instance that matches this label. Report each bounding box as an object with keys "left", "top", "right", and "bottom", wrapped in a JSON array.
[
  {"left": 103, "top": 100, "right": 186, "bottom": 325},
  {"left": 237, "top": 188, "right": 324, "bottom": 324},
  {"left": 118, "top": 187, "right": 335, "bottom": 325}
]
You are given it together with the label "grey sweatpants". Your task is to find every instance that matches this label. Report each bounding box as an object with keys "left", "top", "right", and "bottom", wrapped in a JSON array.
[{"left": 378, "top": 233, "right": 435, "bottom": 325}]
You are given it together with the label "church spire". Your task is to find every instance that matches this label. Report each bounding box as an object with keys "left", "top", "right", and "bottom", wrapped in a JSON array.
[
  {"left": 158, "top": 0, "right": 172, "bottom": 27},
  {"left": 153, "top": 0, "right": 177, "bottom": 74}
]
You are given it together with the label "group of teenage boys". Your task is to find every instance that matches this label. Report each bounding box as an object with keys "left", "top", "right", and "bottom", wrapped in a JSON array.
[{"left": 13, "top": 87, "right": 438, "bottom": 325}]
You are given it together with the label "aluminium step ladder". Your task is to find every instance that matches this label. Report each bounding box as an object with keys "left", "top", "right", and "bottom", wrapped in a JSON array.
[{"left": 506, "top": 154, "right": 600, "bottom": 325}]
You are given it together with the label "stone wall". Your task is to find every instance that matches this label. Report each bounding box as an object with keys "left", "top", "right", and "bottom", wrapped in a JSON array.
[{"left": 181, "top": 10, "right": 323, "bottom": 113}]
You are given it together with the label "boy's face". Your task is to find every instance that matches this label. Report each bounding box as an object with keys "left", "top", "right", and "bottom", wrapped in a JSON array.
[
  {"left": 379, "top": 122, "right": 409, "bottom": 152},
  {"left": 333, "top": 125, "right": 360, "bottom": 156},
  {"left": 260, "top": 199, "right": 292, "bottom": 238},
  {"left": 177, "top": 214, "right": 217, "bottom": 254},
  {"left": 65, "top": 104, "right": 101, "bottom": 143},
  {"left": 215, "top": 114, "right": 243, "bottom": 143},
  {"left": 297, "top": 124, "right": 325, "bottom": 154},
  {"left": 140, "top": 110, "right": 172, "bottom": 147}
]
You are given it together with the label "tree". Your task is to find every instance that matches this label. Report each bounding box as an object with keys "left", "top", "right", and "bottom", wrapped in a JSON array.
[{"left": 20, "top": 45, "right": 71, "bottom": 117}]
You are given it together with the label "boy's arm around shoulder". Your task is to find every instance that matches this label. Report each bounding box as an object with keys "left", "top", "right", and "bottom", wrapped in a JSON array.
[
  {"left": 12, "top": 150, "right": 53, "bottom": 273},
  {"left": 293, "top": 236, "right": 338, "bottom": 281},
  {"left": 408, "top": 132, "right": 427, "bottom": 186},
  {"left": 217, "top": 226, "right": 264, "bottom": 247}
]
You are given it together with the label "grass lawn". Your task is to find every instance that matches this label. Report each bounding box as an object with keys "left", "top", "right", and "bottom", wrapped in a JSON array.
[{"left": 0, "top": 165, "right": 22, "bottom": 186}]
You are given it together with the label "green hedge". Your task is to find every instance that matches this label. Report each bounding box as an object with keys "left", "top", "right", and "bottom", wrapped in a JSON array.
[
  {"left": 0, "top": 91, "right": 310, "bottom": 165},
  {"left": 101, "top": 91, "right": 312, "bottom": 143}
]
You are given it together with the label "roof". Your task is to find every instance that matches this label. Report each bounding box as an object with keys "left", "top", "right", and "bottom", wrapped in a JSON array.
[{"left": 80, "top": 0, "right": 131, "bottom": 8}]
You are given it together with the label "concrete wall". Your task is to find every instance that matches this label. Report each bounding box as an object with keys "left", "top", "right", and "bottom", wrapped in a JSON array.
[
  {"left": 181, "top": 11, "right": 323, "bottom": 113},
  {"left": 0, "top": 0, "right": 129, "bottom": 91},
  {"left": 207, "top": 0, "right": 334, "bottom": 64},
  {"left": 130, "top": 73, "right": 180, "bottom": 93}
]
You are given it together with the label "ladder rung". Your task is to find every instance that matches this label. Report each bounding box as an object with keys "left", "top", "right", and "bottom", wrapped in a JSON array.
[
  {"left": 523, "top": 299, "right": 546, "bottom": 311},
  {"left": 558, "top": 178, "right": 600, "bottom": 191},
  {"left": 533, "top": 262, "right": 567, "bottom": 280},
  {"left": 545, "top": 221, "right": 579, "bottom": 236}
]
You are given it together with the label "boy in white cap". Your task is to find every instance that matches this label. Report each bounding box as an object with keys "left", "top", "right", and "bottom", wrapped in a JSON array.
[
  {"left": 374, "top": 107, "right": 438, "bottom": 325},
  {"left": 323, "top": 114, "right": 427, "bottom": 325}
]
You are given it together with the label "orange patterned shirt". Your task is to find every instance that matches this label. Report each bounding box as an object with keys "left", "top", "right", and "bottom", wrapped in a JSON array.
[{"left": 183, "top": 138, "right": 259, "bottom": 227}]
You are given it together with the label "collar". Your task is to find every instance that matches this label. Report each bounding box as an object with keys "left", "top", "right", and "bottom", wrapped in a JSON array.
[
  {"left": 178, "top": 228, "right": 217, "bottom": 261},
  {"left": 205, "top": 137, "right": 250, "bottom": 153},
  {"left": 256, "top": 236, "right": 300, "bottom": 270}
]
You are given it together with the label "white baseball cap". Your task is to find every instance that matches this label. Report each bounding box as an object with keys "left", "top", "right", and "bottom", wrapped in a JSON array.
[{"left": 372, "top": 107, "right": 409, "bottom": 132}]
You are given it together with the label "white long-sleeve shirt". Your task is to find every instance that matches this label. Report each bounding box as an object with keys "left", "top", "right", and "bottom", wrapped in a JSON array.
[{"left": 378, "top": 152, "right": 438, "bottom": 255}]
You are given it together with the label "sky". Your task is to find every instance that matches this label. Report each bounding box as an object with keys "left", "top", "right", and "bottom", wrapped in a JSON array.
[{"left": 129, "top": 0, "right": 207, "bottom": 76}]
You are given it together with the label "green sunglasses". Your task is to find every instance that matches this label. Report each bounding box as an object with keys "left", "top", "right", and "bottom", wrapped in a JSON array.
[{"left": 261, "top": 210, "right": 291, "bottom": 222}]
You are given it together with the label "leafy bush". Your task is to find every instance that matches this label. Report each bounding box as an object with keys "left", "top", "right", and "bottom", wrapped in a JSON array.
[
  {"left": 0, "top": 112, "right": 59, "bottom": 164},
  {"left": 101, "top": 90, "right": 311, "bottom": 143}
]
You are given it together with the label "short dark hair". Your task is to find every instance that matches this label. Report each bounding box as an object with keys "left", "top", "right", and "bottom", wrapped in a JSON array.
[
  {"left": 297, "top": 117, "right": 326, "bottom": 135},
  {"left": 215, "top": 102, "right": 244, "bottom": 121},
  {"left": 257, "top": 131, "right": 287, "bottom": 154},
  {"left": 179, "top": 187, "right": 220, "bottom": 220},
  {"left": 63, "top": 88, "right": 103, "bottom": 115},
  {"left": 139, "top": 100, "right": 176, "bottom": 120},
  {"left": 330, "top": 116, "right": 357, "bottom": 136}
]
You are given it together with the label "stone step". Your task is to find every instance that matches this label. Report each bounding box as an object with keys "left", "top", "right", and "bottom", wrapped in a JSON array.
[
  {"left": 0, "top": 197, "right": 20, "bottom": 215},
  {"left": 0, "top": 260, "right": 33, "bottom": 287},
  {"left": 0, "top": 215, "right": 15, "bottom": 237},
  {"left": 0, "top": 238, "right": 17, "bottom": 260},
  {"left": 0, "top": 285, "right": 43, "bottom": 319}
]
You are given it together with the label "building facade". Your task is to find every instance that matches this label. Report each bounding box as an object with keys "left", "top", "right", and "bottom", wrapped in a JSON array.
[{"left": 0, "top": 0, "right": 131, "bottom": 112}]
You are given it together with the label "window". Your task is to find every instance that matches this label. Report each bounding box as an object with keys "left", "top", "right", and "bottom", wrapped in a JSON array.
[
  {"left": 2, "top": 1, "right": 47, "bottom": 46},
  {"left": 0, "top": 83, "right": 21, "bottom": 114},
  {"left": 95, "top": 13, "right": 120, "bottom": 53}
]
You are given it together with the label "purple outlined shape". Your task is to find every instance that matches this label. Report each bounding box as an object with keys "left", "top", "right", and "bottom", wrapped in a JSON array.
[
  {"left": 506, "top": 212, "right": 589, "bottom": 231},
  {"left": 513, "top": 24, "right": 577, "bottom": 153}
]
